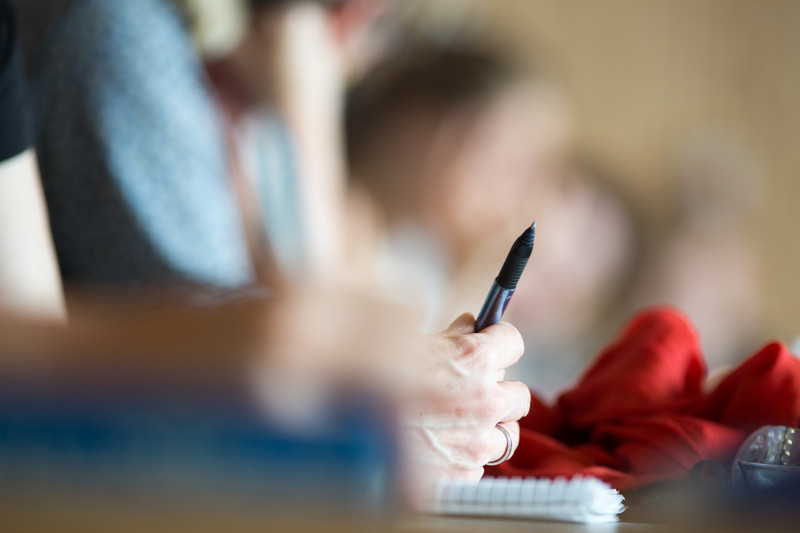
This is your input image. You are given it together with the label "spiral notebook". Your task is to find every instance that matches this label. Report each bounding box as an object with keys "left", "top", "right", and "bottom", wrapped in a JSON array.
[{"left": 427, "top": 476, "right": 626, "bottom": 524}]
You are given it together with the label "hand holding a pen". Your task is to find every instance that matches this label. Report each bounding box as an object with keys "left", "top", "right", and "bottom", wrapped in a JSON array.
[
  {"left": 401, "top": 312, "right": 531, "bottom": 486},
  {"left": 402, "top": 222, "right": 536, "bottom": 494}
]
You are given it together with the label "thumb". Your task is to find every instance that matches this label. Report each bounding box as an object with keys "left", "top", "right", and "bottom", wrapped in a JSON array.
[{"left": 444, "top": 312, "right": 476, "bottom": 335}]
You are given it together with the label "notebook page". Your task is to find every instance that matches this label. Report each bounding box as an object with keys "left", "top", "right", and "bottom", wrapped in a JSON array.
[{"left": 427, "top": 476, "right": 626, "bottom": 524}]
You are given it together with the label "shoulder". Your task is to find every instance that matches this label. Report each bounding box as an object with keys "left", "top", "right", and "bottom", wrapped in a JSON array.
[
  {"left": 19, "top": 0, "right": 212, "bottom": 124},
  {"left": 17, "top": 0, "right": 196, "bottom": 76}
]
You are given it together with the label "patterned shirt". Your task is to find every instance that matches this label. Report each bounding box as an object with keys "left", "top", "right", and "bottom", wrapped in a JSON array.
[{"left": 15, "top": 0, "right": 259, "bottom": 289}]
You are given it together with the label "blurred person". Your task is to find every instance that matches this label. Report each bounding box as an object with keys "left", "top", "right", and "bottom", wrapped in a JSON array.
[
  {"left": 0, "top": 0, "right": 64, "bottom": 319},
  {"left": 633, "top": 135, "right": 765, "bottom": 369},
  {"left": 347, "top": 49, "right": 646, "bottom": 396},
  {"left": 4, "top": 0, "right": 533, "bottom": 497},
  {"left": 17, "top": 0, "right": 252, "bottom": 290},
  {"left": 346, "top": 45, "right": 570, "bottom": 332},
  {"left": 505, "top": 156, "right": 644, "bottom": 397},
  {"left": 14, "top": 0, "right": 389, "bottom": 291}
]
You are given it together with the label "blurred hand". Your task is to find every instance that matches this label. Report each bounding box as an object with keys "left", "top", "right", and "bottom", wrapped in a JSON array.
[
  {"left": 400, "top": 313, "right": 530, "bottom": 489},
  {"left": 5, "top": 286, "right": 531, "bottom": 496},
  {"left": 250, "top": 0, "right": 387, "bottom": 105},
  {"left": 7, "top": 286, "right": 418, "bottom": 406},
  {"left": 249, "top": 286, "right": 420, "bottom": 420},
  {"left": 252, "top": 298, "right": 532, "bottom": 491}
]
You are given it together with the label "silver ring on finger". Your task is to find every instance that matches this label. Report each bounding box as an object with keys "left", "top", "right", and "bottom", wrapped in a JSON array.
[{"left": 486, "top": 424, "right": 514, "bottom": 466}]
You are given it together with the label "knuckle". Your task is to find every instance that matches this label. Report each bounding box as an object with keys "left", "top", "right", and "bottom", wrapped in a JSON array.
[
  {"left": 456, "top": 335, "right": 492, "bottom": 371},
  {"left": 453, "top": 334, "right": 479, "bottom": 357}
]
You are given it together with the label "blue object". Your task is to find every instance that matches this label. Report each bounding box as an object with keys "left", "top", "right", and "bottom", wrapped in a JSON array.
[{"left": 0, "top": 388, "right": 398, "bottom": 514}]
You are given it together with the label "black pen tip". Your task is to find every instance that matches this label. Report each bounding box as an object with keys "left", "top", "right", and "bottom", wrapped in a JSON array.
[
  {"left": 517, "top": 222, "right": 535, "bottom": 247},
  {"left": 496, "top": 221, "right": 536, "bottom": 289}
]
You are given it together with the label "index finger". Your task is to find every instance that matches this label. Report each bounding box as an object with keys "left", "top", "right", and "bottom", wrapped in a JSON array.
[{"left": 476, "top": 321, "right": 524, "bottom": 371}]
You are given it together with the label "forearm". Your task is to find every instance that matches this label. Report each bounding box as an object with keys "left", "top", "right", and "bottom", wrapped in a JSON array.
[
  {"left": 0, "top": 286, "right": 415, "bottom": 396},
  {"left": 0, "top": 295, "right": 270, "bottom": 394},
  {"left": 0, "top": 151, "right": 66, "bottom": 320},
  {"left": 269, "top": 4, "right": 348, "bottom": 281}
]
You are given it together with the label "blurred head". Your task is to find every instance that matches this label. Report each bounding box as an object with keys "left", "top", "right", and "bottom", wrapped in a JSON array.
[
  {"left": 513, "top": 156, "right": 643, "bottom": 341},
  {"left": 347, "top": 46, "right": 570, "bottom": 255}
]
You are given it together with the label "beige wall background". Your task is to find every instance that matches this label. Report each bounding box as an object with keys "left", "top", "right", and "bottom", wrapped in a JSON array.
[{"left": 480, "top": 0, "right": 800, "bottom": 340}]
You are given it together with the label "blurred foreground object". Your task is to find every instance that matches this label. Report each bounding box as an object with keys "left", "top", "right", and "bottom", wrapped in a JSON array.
[
  {"left": 0, "top": 386, "right": 398, "bottom": 528},
  {"left": 0, "top": 285, "right": 533, "bottom": 517},
  {"left": 0, "top": 289, "right": 407, "bottom": 527}
]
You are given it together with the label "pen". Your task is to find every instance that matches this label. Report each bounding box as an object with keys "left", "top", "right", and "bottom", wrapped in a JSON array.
[{"left": 474, "top": 222, "right": 536, "bottom": 332}]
